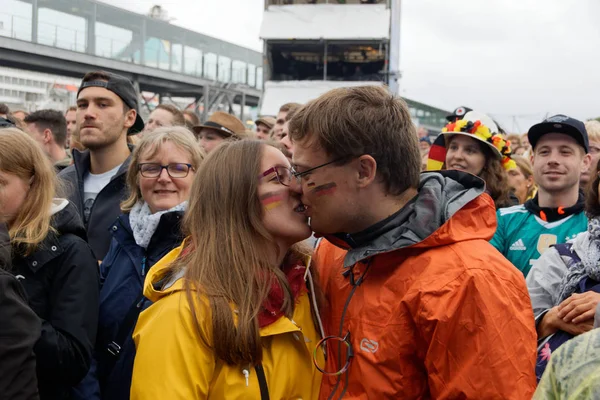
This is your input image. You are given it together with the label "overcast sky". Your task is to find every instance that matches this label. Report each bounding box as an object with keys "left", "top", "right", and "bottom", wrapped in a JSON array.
[{"left": 101, "top": 0, "right": 600, "bottom": 132}]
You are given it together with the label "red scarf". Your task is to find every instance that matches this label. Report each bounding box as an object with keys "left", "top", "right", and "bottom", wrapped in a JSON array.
[
  {"left": 258, "top": 259, "right": 307, "bottom": 328},
  {"left": 179, "top": 244, "right": 307, "bottom": 328}
]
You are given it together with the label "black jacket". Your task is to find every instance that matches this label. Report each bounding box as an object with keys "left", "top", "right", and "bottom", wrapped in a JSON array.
[
  {"left": 12, "top": 201, "right": 100, "bottom": 400},
  {"left": 0, "top": 225, "right": 40, "bottom": 400},
  {"left": 58, "top": 148, "right": 131, "bottom": 260}
]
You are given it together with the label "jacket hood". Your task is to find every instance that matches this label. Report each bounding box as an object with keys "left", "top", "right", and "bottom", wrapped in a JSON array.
[
  {"left": 50, "top": 198, "right": 87, "bottom": 241},
  {"left": 143, "top": 243, "right": 186, "bottom": 302},
  {"left": 325, "top": 170, "right": 497, "bottom": 268}
]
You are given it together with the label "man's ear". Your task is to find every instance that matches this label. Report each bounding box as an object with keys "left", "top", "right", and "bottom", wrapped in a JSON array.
[
  {"left": 355, "top": 154, "right": 377, "bottom": 188},
  {"left": 124, "top": 109, "right": 136, "bottom": 130},
  {"left": 582, "top": 153, "right": 593, "bottom": 174},
  {"left": 43, "top": 129, "right": 52, "bottom": 144}
]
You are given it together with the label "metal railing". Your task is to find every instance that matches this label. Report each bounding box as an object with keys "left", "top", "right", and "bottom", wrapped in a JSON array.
[{"left": 0, "top": 11, "right": 263, "bottom": 89}]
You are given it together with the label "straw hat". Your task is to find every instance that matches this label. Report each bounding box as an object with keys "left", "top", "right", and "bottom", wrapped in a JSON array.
[
  {"left": 193, "top": 111, "right": 246, "bottom": 138},
  {"left": 255, "top": 116, "right": 276, "bottom": 130}
]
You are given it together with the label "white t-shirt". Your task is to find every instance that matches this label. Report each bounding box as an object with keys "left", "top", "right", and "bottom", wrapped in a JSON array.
[{"left": 83, "top": 164, "right": 122, "bottom": 223}]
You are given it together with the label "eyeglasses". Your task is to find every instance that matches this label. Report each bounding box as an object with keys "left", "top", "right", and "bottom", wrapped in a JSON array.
[
  {"left": 138, "top": 163, "right": 193, "bottom": 178},
  {"left": 294, "top": 157, "right": 348, "bottom": 179},
  {"left": 313, "top": 331, "right": 354, "bottom": 376},
  {"left": 260, "top": 166, "right": 301, "bottom": 187}
]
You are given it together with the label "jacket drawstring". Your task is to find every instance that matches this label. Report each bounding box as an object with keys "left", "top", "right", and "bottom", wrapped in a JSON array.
[
  {"left": 304, "top": 257, "right": 326, "bottom": 341},
  {"left": 242, "top": 366, "right": 250, "bottom": 387}
]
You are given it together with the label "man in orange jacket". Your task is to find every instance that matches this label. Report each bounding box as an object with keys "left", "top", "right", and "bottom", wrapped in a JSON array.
[{"left": 289, "top": 86, "right": 537, "bottom": 399}]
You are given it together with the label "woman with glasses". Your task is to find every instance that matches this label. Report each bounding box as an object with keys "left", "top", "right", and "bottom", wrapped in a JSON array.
[
  {"left": 130, "top": 140, "right": 324, "bottom": 399},
  {"left": 79, "top": 127, "right": 205, "bottom": 400}
]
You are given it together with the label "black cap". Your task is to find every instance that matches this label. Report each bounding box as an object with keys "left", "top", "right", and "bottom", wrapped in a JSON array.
[
  {"left": 528, "top": 114, "right": 589, "bottom": 153},
  {"left": 0, "top": 117, "right": 16, "bottom": 128},
  {"left": 77, "top": 71, "right": 145, "bottom": 135},
  {"left": 446, "top": 106, "right": 473, "bottom": 122}
]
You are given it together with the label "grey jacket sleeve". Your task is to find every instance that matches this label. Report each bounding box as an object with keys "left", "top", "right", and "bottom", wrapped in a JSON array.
[{"left": 526, "top": 247, "right": 568, "bottom": 323}]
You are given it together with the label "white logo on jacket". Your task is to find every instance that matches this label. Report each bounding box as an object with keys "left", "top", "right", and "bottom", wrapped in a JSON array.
[{"left": 360, "top": 338, "right": 379, "bottom": 353}]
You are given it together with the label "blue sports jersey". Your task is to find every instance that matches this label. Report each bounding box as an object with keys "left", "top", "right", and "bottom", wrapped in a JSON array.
[{"left": 491, "top": 204, "right": 587, "bottom": 277}]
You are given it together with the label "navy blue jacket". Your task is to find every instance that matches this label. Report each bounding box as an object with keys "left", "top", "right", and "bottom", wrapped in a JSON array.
[{"left": 78, "top": 211, "right": 184, "bottom": 400}]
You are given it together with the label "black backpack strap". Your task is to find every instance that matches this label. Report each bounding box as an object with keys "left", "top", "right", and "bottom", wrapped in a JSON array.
[
  {"left": 101, "top": 293, "right": 146, "bottom": 382},
  {"left": 553, "top": 242, "right": 581, "bottom": 264},
  {"left": 254, "top": 364, "right": 270, "bottom": 400}
]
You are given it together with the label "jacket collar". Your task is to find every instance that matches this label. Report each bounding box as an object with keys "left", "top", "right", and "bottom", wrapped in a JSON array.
[
  {"left": 324, "top": 170, "right": 487, "bottom": 269},
  {"left": 18, "top": 233, "right": 63, "bottom": 273},
  {"left": 112, "top": 211, "right": 185, "bottom": 260},
  {"left": 524, "top": 191, "right": 585, "bottom": 223},
  {"left": 72, "top": 145, "right": 133, "bottom": 181}
]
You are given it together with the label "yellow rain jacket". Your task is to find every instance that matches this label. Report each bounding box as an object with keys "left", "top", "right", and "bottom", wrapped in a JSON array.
[{"left": 130, "top": 244, "right": 323, "bottom": 400}]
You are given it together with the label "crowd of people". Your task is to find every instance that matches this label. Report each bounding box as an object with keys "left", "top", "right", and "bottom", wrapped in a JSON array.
[{"left": 1, "top": 69, "right": 600, "bottom": 400}]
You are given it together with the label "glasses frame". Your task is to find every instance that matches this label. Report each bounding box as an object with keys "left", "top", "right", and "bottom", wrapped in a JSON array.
[
  {"left": 138, "top": 163, "right": 193, "bottom": 178},
  {"left": 260, "top": 165, "right": 300, "bottom": 187},
  {"left": 293, "top": 157, "right": 349, "bottom": 180}
]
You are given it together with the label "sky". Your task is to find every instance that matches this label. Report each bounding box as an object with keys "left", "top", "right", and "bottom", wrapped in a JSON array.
[{"left": 98, "top": 0, "right": 600, "bottom": 132}]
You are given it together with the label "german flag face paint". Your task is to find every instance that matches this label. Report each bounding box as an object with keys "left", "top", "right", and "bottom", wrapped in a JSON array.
[
  {"left": 311, "top": 182, "right": 337, "bottom": 197},
  {"left": 260, "top": 191, "right": 286, "bottom": 210}
]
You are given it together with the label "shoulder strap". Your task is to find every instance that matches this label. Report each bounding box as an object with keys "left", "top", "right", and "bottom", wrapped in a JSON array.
[
  {"left": 101, "top": 293, "right": 146, "bottom": 381},
  {"left": 254, "top": 364, "right": 270, "bottom": 400},
  {"left": 553, "top": 242, "right": 581, "bottom": 264}
]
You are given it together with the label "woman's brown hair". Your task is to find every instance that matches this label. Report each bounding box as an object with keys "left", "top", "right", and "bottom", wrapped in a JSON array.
[
  {"left": 169, "top": 140, "right": 313, "bottom": 365},
  {"left": 121, "top": 126, "right": 205, "bottom": 212},
  {"left": 446, "top": 135, "right": 513, "bottom": 208},
  {"left": 0, "top": 128, "right": 59, "bottom": 255},
  {"left": 585, "top": 159, "right": 600, "bottom": 218}
]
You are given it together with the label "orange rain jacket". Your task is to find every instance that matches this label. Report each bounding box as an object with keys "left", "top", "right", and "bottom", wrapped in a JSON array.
[{"left": 315, "top": 171, "right": 537, "bottom": 399}]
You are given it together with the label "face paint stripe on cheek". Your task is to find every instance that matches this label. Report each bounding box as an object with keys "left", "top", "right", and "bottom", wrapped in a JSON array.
[
  {"left": 260, "top": 192, "right": 285, "bottom": 210},
  {"left": 312, "top": 182, "right": 337, "bottom": 197}
]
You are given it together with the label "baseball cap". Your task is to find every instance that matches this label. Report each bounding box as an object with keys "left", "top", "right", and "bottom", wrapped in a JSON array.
[
  {"left": 77, "top": 71, "right": 145, "bottom": 135},
  {"left": 528, "top": 114, "right": 589, "bottom": 153},
  {"left": 446, "top": 106, "right": 473, "bottom": 122}
]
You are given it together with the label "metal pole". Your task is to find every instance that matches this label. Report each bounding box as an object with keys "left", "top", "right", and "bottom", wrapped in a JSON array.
[
  {"left": 240, "top": 92, "right": 246, "bottom": 121},
  {"left": 31, "top": 0, "right": 38, "bottom": 43},
  {"left": 87, "top": 2, "right": 96, "bottom": 54},
  {"left": 203, "top": 85, "right": 210, "bottom": 121},
  {"left": 140, "top": 19, "right": 147, "bottom": 65},
  {"left": 323, "top": 40, "right": 327, "bottom": 81},
  {"left": 388, "top": 0, "right": 401, "bottom": 94}
]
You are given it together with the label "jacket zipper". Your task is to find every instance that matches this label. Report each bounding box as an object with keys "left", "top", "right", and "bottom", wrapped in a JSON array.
[{"left": 141, "top": 254, "right": 147, "bottom": 276}]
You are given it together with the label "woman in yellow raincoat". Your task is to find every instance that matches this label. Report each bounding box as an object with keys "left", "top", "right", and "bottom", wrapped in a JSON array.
[{"left": 130, "top": 140, "right": 324, "bottom": 399}]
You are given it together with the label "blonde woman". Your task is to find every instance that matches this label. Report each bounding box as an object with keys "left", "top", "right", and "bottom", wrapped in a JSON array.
[
  {"left": 79, "top": 127, "right": 205, "bottom": 400},
  {"left": 507, "top": 155, "right": 536, "bottom": 204},
  {"left": 0, "top": 128, "right": 99, "bottom": 400},
  {"left": 131, "top": 140, "right": 324, "bottom": 399}
]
